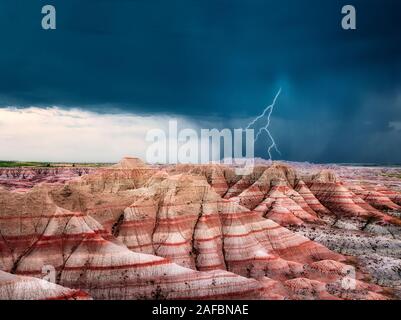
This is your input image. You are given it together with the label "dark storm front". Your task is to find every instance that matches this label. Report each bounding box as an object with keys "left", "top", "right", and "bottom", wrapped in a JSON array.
[
  {"left": 152, "top": 304, "right": 249, "bottom": 317},
  {"left": 40, "top": 4, "right": 357, "bottom": 31}
]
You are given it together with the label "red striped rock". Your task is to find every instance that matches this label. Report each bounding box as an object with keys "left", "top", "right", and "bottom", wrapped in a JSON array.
[
  {"left": 307, "top": 171, "right": 401, "bottom": 227},
  {"left": 259, "top": 200, "right": 305, "bottom": 226},
  {"left": 112, "top": 173, "right": 344, "bottom": 281},
  {"left": 294, "top": 180, "right": 333, "bottom": 217},
  {"left": 365, "top": 184, "right": 401, "bottom": 207},
  {"left": 253, "top": 180, "right": 321, "bottom": 226},
  {"left": 308, "top": 171, "right": 374, "bottom": 219},
  {"left": 0, "top": 160, "right": 398, "bottom": 300},
  {"left": 0, "top": 187, "right": 263, "bottom": 300},
  {"left": 110, "top": 172, "right": 373, "bottom": 299},
  {"left": 115, "top": 175, "right": 221, "bottom": 269},
  {"left": 223, "top": 166, "right": 269, "bottom": 199},
  {"left": 346, "top": 183, "right": 400, "bottom": 211},
  {"left": 58, "top": 235, "right": 262, "bottom": 300},
  {"left": 0, "top": 167, "right": 94, "bottom": 190},
  {"left": 0, "top": 270, "right": 90, "bottom": 300},
  {"left": 167, "top": 164, "right": 235, "bottom": 197},
  {"left": 229, "top": 164, "right": 299, "bottom": 210},
  {"left": 42, "top": 163, "right": 394, "bottom": 299},
  {"left": 48, "top": 167, "right": 157, "bottom": 232}
]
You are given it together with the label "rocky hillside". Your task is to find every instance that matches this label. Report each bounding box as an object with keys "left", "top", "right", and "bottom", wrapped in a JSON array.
[{"left": 1, "top": 158, "right": 401, "bottom": 299}]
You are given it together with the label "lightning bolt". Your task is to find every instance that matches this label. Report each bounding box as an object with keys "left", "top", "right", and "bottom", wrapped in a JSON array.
[{"left": 245, "top": 88, "right": 282, "bottom": 160}]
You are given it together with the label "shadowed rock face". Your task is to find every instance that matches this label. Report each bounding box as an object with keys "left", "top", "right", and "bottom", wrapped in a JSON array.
[{"left": 0, "top": 160, "right": 401, "bottom": 300}]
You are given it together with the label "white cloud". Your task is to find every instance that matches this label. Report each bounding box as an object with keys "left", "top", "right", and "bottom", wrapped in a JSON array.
[
  {"left": 0, "top": 107, "right": 230, "bottom": 163},
  {"left": 0, "top": 107, "right": 200, "bottom": 162}
]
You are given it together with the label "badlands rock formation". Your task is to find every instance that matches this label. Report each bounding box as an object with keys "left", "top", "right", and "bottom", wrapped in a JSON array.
[
  {"left": 0, "top": 270, "right": 90, "bottom": 300},
  {"left": 0, "top": 167, "right": 94, "bottom": 191},
  {"left": 0, "top": 187, "right": 262, "bottom": 300},
  {"left": 0, "top": 157, "right": 401, "bottom": 300}
]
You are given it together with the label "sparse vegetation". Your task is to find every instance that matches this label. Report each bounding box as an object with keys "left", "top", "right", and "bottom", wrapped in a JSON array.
[{"left": 0, "top": 161, "right": 49, "bottom": 167}]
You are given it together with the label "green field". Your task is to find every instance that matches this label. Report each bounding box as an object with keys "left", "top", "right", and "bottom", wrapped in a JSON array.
[{"left": 0, "top": 161, "right": 50, "bottom": 167}]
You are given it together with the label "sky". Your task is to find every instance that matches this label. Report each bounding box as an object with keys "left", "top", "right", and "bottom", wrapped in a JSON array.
[{"left": 0, "top": 0, "right": 400, "bottom": 163}]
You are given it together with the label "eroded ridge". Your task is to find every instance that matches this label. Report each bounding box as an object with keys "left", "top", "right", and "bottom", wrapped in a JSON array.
[{"left": 1, "top": 158, "right": 401, "bottom": 299}]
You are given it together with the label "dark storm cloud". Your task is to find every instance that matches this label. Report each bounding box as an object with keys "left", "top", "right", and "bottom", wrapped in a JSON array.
[{"left": 0, "top": 0, "right": 400, "bottom": 163}]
